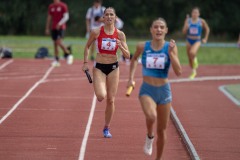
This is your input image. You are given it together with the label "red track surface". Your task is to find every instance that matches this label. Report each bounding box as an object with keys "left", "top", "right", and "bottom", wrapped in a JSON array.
[{"left": 0, "top": 59, "right": 239, "bottom": 160}]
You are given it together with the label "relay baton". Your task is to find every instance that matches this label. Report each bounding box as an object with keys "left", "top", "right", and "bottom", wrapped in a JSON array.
[
  {"left": 85, "top": 70, "right": 92, "bottom": 83},
  {"left": 126, "top": 81, "right": 135, "bottom": 97}
]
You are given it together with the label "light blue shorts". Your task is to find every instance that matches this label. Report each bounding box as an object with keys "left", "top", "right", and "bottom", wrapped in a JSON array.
[{"left": 139, "top": 82, "right": 172, "bottom": 105}]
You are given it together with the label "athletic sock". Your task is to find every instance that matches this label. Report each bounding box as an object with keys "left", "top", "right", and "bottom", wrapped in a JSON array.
[
  {"left": 147, "top": 134, "right": 154, "bottom": 139},
  {"left": 55, "top": 56, "right": 59, "bottom": 61}
]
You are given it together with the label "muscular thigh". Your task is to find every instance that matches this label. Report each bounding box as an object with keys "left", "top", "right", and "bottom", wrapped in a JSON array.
[
  {"left": 139, "top": 96, "right": 157, "bottom": 119},
  {"left": 106, "top": 68, "right": 119, "bottom": 99},
  {"left": 93, "top": 68, "right": 107, "bottom": 97},
  {"left": 190, "top": 41, "right": 201, "bottom": 55}
]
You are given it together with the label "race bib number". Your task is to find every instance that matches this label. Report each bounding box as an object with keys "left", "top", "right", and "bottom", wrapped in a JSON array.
[
  {"left": 189, "top": 27, "right": 199, "bottom": 34},
  {"left": 146, "top": 54, "right": 166, "bottom": 69},
  {"left": 101, "top": 38, "right": 116, "bottom": 51}
]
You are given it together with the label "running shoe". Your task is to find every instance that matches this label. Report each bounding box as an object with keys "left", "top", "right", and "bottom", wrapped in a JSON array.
[
  {"left": 51, "top": 60, "right": 60, "bottom": 67},
  {"left": 143, "top": 136, "right": 154, "bottom": 156},
  {"left": 67, "top": 54, "right": 74, "bottom": 65},
  {"left": 103, "top": 128, "right": 112, "bottom": 138},
  {"left": 189, "top": 71, "right": 197, "bottom": 79},
  {"left": 193, "top": 57, "right": 199, "bottom": 69}
]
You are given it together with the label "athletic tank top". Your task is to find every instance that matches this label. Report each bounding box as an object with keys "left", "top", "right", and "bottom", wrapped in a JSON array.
[
  {"left": 187, "top": 18, "right": 202, "bottom": 37},
  {"left": 96, "top": 26, "right": 119, "bottom": 55},
  {"left": 141, "top": 41, "right": 171, "bottom": 78}
]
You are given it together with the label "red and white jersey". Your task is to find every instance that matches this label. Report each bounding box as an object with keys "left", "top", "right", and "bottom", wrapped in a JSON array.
[
  {"left": 96, "top": 26, "right": 119, "bottom": 55},
  {"left": 48, "top": 2, "right": 68, "bottom": 30}
]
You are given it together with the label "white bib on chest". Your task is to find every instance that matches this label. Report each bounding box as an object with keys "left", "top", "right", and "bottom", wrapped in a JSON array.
[
  {"left": 146, "top": 53, "right": 166, "bottom": 69},
  {"left": 101, "top": 38, "right": 116, "bottom": 51},
  {"left": 189, "top": 27, "right": 199, "bottom": 34}
]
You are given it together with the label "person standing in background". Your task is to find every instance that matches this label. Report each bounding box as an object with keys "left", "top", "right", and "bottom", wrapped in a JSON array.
[
  {"left": 85, "top": 0, "right": 105, "bottom": 61},
  {"left": 182, "top": 7, "right": 210, "bottom": 79},
  {"left": 45, "top": 0, "right": 73, "bottom": 67}
]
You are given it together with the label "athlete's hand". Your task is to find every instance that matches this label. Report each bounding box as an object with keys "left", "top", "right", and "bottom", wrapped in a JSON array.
[
  {"left": 202, "top": 38, "right": 207, "bottom": 44},
  {"left": 127, "top": 79, "right": 135, "bottom": 89},
  {"left": 56, "top": 24, "right": 61, "bottom": 30},
  {"left": 82, "top": 63, "right": 89, "bottom": 72},
  {"left": 117, "top": 39, "right": 123, "bottom": 49},
  {"left": 169, "top": 39, "right": 176, "bottom": 52}
]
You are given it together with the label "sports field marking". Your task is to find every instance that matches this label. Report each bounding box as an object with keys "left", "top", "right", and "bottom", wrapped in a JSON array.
[
  {"left": 78, "top": 94, "right": 97, "bottom": 160},
  {"left": 219, "top": 86, "right": 240, "bottom": 106},
  {"left": 0, "top": 75, "right": 40, "bottom": 80},
  {"left": 0, "top": 59, "right": 13, "bottom": 70},
  {"left": 119, "top": 75, "right": 240, "bottom": 83},
  {"left": 171, "top": 108, "right": 200, "bottom": 160},
  {"left": 0, "top": 66, "right": 54, "bottom": 125}
]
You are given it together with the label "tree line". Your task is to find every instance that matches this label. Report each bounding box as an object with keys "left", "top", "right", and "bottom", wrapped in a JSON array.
[{"left": 0, "top": 0, "right": 239, "bottom": 40}]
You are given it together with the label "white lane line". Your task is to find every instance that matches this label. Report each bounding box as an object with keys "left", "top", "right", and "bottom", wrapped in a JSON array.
[
  {"left": 119, "top": 75, "right": 240, "bottom": 83},
  {"left": 170, "top": 107, "right": 200, "bottom": 160},
  {"left": 0, "top": 59, "right": 14, "bottom": 70},
  {"left": 219, "top": 86, "right": 240, "bottom": 106},
  {"left": 78, "top": 94, "right": 97, "bottom": 160},
  {"left": 0, "top": 66, "right": 54, "bottom": 125}
]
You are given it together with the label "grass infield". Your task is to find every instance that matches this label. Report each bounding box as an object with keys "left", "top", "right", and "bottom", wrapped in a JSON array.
[{"left": 0, "top": 36, "right": 239, "bottom": 65}]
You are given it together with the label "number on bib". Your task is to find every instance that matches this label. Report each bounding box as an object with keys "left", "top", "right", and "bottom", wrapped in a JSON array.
[
  {"left": 101, "top": 38, "right": 116, "bottom": 51},
  {"left": 189, "top": 27, "right": 199, "bottom": 34},
  {"left": 146, "top": 54, "right": 166, "bottom": 69}
]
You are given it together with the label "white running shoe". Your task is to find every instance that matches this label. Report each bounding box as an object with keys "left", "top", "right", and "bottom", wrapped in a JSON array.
[
  {"left": 143, "top": 136, "right": 154, "bottom": 156},
  {"left": 51, "top": 60, "right": 60, "bottom": 67},
  {"left": 67, "top": 54, "right": 74, "bottom": 65}
]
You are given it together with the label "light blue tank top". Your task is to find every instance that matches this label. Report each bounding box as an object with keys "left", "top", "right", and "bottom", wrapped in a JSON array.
[
  {"left": 141, "top": 41, "right": 171, "bottom": 78},
  {"left": 187, "top": 18, "right": 202, "bottom": 37}
]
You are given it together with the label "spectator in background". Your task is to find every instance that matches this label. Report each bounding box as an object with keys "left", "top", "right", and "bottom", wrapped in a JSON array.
[
  {"left": 86, "top": 0, "right": 105, "bottom": 61},
  {"left": 182, "top": 7, "right": 210, "bottom": 79},
  {"left": 45, "top": 0, "right": 73, "bottom": 67}
]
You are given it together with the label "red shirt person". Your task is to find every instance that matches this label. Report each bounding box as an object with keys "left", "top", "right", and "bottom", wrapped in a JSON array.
[{"left": 45, "top": 0, "right": 73, "bottom": 66}]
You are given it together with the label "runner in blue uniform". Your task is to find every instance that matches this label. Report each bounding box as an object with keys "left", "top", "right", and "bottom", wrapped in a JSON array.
[
  {"left": 182, "top": 7, "right": 210, "bottom": 79},
  {"left": 127, "top": 18, "right": 182, "bottom": 160}
]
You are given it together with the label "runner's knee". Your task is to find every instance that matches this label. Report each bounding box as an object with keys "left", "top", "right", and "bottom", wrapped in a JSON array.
[
  {"left": 146, "top": 113, "right": 157, "bottom": 124},
  {"left": 96, "top": 94, "right": 106, "bottom": 102},
  {"left": 107, "top": 97, "right": 115, "bottom": 106}
]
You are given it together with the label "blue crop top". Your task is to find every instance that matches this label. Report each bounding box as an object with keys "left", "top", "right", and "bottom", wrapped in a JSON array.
[
  {"left": 141, "top": 41, "right": 171, "bottom": 78},
  {"left": 187, "top": 18, "right": 202, "bottom": 37}
]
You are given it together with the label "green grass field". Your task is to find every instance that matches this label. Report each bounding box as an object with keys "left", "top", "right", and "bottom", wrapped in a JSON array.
[
  {"left": 0, "top": 36, "right": 239, "bottom": 65},
  {"left": 225, "top": 84, "right": 240, "bottom": 101}
]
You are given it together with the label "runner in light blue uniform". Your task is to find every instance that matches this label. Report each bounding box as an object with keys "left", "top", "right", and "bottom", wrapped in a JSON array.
[
  {"left": 127, "top": 18, "right": 182, "bottom": 160},
  {"left": 140, "top": 41, "right": 172, "bottom": 105},
  {"left": 182, "top": 7, "right": 210, "bottom": 79},
  {"left": 187, "top": 18, "right": 202, "bottom": 45}
]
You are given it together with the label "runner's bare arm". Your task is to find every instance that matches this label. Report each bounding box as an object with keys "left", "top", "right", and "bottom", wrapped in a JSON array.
[
  {"left": 127, "top": 42, "right": 145, "bottom": 87},
  {"left": 117, "top": 31, "right": 130, "bottom": 59},
  {"left": 168, "top": 39, "right": 182, "bottom": 76}
]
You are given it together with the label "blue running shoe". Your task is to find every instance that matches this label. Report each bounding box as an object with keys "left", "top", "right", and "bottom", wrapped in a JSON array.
[{"left": 103, "top": 128, "right": 112, "bottom": 138}]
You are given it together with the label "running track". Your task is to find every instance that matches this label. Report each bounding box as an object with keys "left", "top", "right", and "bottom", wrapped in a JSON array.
[{"left": 0, "top": 59, "right": 239, "bottom": 160}]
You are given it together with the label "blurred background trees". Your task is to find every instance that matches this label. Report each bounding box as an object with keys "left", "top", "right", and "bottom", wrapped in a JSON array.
[{"left": 0, "top": 0, "right": 239, "bottom": 40}]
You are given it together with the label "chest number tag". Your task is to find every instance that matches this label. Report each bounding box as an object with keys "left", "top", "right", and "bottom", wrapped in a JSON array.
[
  {"left": 189, "top": 27, "right": 199, "bottom": 34},
  {"left": 101, "top": 38, "right": 116, "bottom": 51},
  {"left": 146, "top": 54, "right": 166, "bottom": 69}
]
